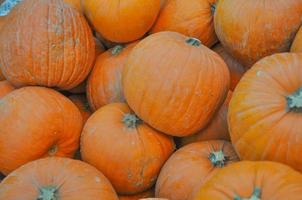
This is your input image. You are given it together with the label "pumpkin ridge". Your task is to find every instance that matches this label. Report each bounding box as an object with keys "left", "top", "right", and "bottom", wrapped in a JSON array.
[{"left": 234, "top": 187, "right": 261, "bottom": 200}]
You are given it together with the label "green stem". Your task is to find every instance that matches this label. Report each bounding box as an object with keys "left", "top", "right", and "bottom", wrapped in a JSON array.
[
  {"left": 287, "top": 88, "right": 302, "bottom": 111},
  {"left": 111, "top": 45, "right": 124, "bottom": 55},
  {"left": 234, "top": 188, "right": 261, "bottom": 200},
  {"left": 208, "top": 150, "right": 228, "bottom": 167},
  {"left": 37, "top": 186, "right": 58, "bottom": 200},
  {"left": 122, "top": 113, "right": 141, "bottom": 128},
  {"left": 185, "top": 38, "right": 201, "bottom": 47},
  {"left": 211, "top": 3, "right": 216, "bottom": 13}
]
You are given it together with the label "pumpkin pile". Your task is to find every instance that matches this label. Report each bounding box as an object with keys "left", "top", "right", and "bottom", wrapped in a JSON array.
[{"left": 0, "top": 0, "right": 302, "bottom": 199}]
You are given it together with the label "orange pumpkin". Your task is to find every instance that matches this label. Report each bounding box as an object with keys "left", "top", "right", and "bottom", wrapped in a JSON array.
[
  {"left": 81, "top": 103, "right": 175, "bottom": 194},
  {"left": 87, "top": 43, "right": 137, "bottom": 111},
  {"left": 228, "top": 53, "right": 302, "bottom": 172},
  {"left": 0, "top": 0, "right": 95, "bottom": 90},
  {"left": 119, "top": 189, "right": 154, "bottom": 200},
  {"left": 68, "top": 95, "right": 91, "bottom": 124},
  {"left": 0, "top": 86, "right": 83, "bottom": 175},
  {"left": 151, "top": 0, "right": 217, "bottom": 47},
  {"left": 0, "top": 157, "right": 119, "bottom": 200},
  {"left": 179, "top": 91, "right": 232, "bottom": 146},
  {"left": 0, "top": 80, "right": 15, "bottom": 99},
  {"left": 64, "top": 0, "right": 82, "bottom": 12},
  {"left": 155, "top": 140, "right": 238, "bottom": 200},
  {"left": 123, "top": 32, "right": 230, "bottom": 136},
  {"left": 214, "top": 0, "right": 302, "bottom": 67},
  {"left": 193, "top": 161, "right": 302, "bottom": 200},
  {"left": 291, "top": 27, "right": 302, "bottom": 52},
  {"left": 82, "top": 0, "right": 161, "bottom": 43},
  {"left": 212, "top": 44, "right": 245, "bottom": 90}
]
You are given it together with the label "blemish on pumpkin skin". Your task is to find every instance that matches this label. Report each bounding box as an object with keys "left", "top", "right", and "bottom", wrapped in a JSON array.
[{"left": 95, "top": 177, "right": 101, "bottom": 183}]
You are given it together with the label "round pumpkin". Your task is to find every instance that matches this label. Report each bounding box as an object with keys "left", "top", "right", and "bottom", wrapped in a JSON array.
[
  {"left": 64, "top": 0, "right": 82, "bottom": 12},
  {"left": 119, "top": 189, "right": 154, "bottom": 200},
  {"left": 0, "top": 86, "right": 83, "bottom": 175},
  {"left": 81, "top": 103, "right": 175, "bottom": 194},
  {"left": 68, "top": 95, "right": 91, "bottom": 124},
  {"left": 193, "top": 161, "right": 302, "bottom": 200},
  {"left": 0, "top": 0, "right": 95, "bottom": 90},
  {"left": 179, "top": 91, "right": 232, "bottom": 146},
  {"left": 228, "top": 53, "right": 302, "bottom": 172},
  {"left": 214, "top": 0, "right": 302, "bottom": 67},
  {"left": 291, "top": 26, "right": 302, "bottom": 52},
  {"left": 0, "top": 80, "right": 14, "bottom": 99},
  {"left": 212, "top": 44, "right": 245, "bottom": 90},
  {"left": 151, "top": 0, "right": 217, "bottom": 47},
  {"left": 82, "top": 0, "right": 161, "bottom": 43},
  {"left": 155, "top": 140, "right": 238, "bottom": 200},
  {"left": 123, "top": 32, "right": 230, "bottom": 136},
  {"left": 87, "top": 43, "right": 137, "bottom": 111},
  {"left": 0, "top": 157, "right": 119, "bottom": 200}
]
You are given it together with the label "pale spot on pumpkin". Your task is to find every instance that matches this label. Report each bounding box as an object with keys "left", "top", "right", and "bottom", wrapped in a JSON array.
[
  {"left": 256, "top": 70, "right": 263, "bottom": 77},
  {"left": 95, "top": 177, "right": 101, "bottom": 183}
]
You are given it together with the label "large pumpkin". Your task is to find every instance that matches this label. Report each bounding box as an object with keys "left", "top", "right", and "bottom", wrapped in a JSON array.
[
  {"left": 0, "top": 86, "right": 83, "bottom": 175},
  {"left": 68, "top": 94, "right": 92, "bottom": 124},
  {"left": 228, "top": 53, "right": 302, "bottom": 172},
  {"left": 214, "top": 0, "right": 302, "bottom": 67},
  {"left": 193, "top": 161, "right": 302, "bottom": 200},
  {"left": 119, "top": 189, "right": 154, "bottom": 200},
  {"left": 123, "top": 32, "right": 230, "bottom": 136},
  {"left": 0, "top": 157, "right": 119, "bottom": 200},
  {"left": 291, "top": 26, "right": 302, "bottom": 52},
  {"left": 212, "top": 44, "right": 245, "bottom": 90},
  {"left": 151, "top": 0, "right": 217, "bottom": 47},
  {"left": 179, "top": 91, "right": 232, "bottom": 146},
  {"left": 82, "top": 0, "right": 161, "bottom": 43},
  {"left": 81, "top": 103, "right": 175, "bottom": 194},
  {"left": 0, "top": 0, "right": 95, "bottom": 90},
  {"left": 0, "top": 80, "right": 14, "bottom": 99},
  {"left": 87, "top": 43, "right": 137, "bottom": 111},
  {"left": 155, "top": 140, "right": 238, "bottom": 200}
]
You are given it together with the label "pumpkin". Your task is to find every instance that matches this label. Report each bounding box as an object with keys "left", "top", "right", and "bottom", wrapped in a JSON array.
[
  {"left": 0, "top": 86, "right": 83, "bottom": 175},
  {"left": 119, "top": 189, "right": 154, "bottom": 200},
  {"left": 87, "top": 43, "right": 137, "bottom": 111},
  {"left": 64, "top": 0, "right": 82, "bottom": 12},
  {"left": 81, "top": 103, "right": 175, "bottom": 194},
  {"left": 151, "top": 0, "right": 217, "bottom": 47},
  {"left": 214, "top": 0, "right": 302, "bottom": 67},
  {"left": 179, "top": 91, "right": 232, "bottom": 146},
  {"left": 193, "top": 161, "right": 302, "bottom": 200},
  {"left": 82, "top": 0, "right": 161, "bottom": 43},
  {"left": 67, "top": 80, "right": 86, "bottom": 94},
  {"left": 228, "top": 53, "right": 302, "bottom": 172},
  {"left": 212, "top": 44, "right": 246, "bottom": 90},
  {"left": 0, "top": 0, "right": 95, "bottom": 90},
  {"left": 291, "top": 26, "right": 302, "bottom": 52},
  {"left": 0, "top": 80, "right": 15, "bottom": 99},
  {"left": 155, "top": 140, "right": 238, "bottom": 200},
  {"left": 0, "top": 157, "right": 119, "bottom": 200},
  {"left": 68, "top": 95, "right": 91, "bottom": 124},
  {"left": 123, "top": 32, "right": 230, "bottom": 136}
]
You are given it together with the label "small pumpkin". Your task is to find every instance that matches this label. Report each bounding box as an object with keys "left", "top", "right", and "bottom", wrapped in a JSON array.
[
  {"left": 123, "top": 32, "right": 230, "bottom": 136},
  {"left": 179, "top": 91, "right": 232, "bottom": 146},
  {"left": 0, "top": 80, "right": 15, "bottom": 99},
  {"left": 228, "top": 53, "right": 302, "bottom": 172},
  {"left": 87, "top": 43, "right": 137, "bottom": 111},
  {"left": 0, "top": 157, "right": 119, "bottom": 200},
  {"left": 193, "top": 161, "right": 302, "bottom": 200},
  {"left": 81, "top": 103, "right": 175, "bottom": 194},
  {"left": 291, "top": 26, "right": 302, "bottom": 52},
  {"left": 214, "top": 0, "right": 302, "bottom": 67},
  {"left": 0, "top": 86, "right": 83, "bottom": 175},
  {"left": 155, "top": 140, "right": 238, "bottom": 200},
  {"left": 119, "top": 189, "right": 154, "bottom": 200},
  {"left": 68, "top": 95, "right": 91, "bottom": 124},
  {"left": 0, "top": 0, "right": 95, "bottom": 89},
  {"left": 151, "top": 0, "right": 218, "bottom": 47},
  {"left": 82, "top": 0, "right": 161, "bottom": 43}
]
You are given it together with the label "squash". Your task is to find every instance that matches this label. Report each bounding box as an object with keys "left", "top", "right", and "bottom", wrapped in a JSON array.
[
  {"left": 123, "top": 32, "right": 230, "bottom": 136},
  {"left": 87, "top": 43, "right": 137, "bottom": 111},
  {"left": 228, "top": 53, "right": 302, "bottom": 172},
  {"left": 82, "top": 0, "right": 161, "bottom": 43},
  {"left": 0, "top": 157, "right": 119, "bottom": 200},
  {"left": 193, "top": 161, "right": 302, "bottom": 200},
  {"left": 0, "top": 80, "right": 14, "bottom": 99},
  {"left": 0, "top": 86, "right": 83, "bottom": 175},
  {"left": 151, "top": 0, "right": 217, "bottom": 47},
  {"left": 0, "top": 0, "right": 95, "bottom": 90},
  {"left": 214, "top": 0, "right": 302, "bottom": 67},
  {"left": 81, "top": 103, "right": 175, "bottom": 194},
  {"left": 291, "top": 26, "right": 302, "bottom": 52},
  {"left": 68, "top": 95, "right": 91, "bottom": 124},
  {"left": 155, "top": 140, "right": 238, "bottom": 200},
  {"left": 119, "top": 189, "right": 154, "bottom": 200}
]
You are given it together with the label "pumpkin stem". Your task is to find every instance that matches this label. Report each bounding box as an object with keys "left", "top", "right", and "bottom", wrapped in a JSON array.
[
  {"left": 185, "top": 38, "right": 201, "bottom": 47},
  {"left": 287, "top": 88, "right": 302, "bottom": 111},
  {"left": 211, "top": 3, "right": 216, "bottom": 13},
  {"left": 234, "top": 188, "right": 261, "bottom": 200},
  {"left": 111, "top": 45, "right": 124, "bottom": 55},
  {"left": 208, "top": 150, "right": 228, "bottom": 167},
  {"left": 37, "top": 186, "right": 58, "bottom": 200},
  {"left": 48, "top": 145, "right": 58, "bottom": 156},
  {"left": 122, "top": 113, "right": 142, "bottom": 128}
]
